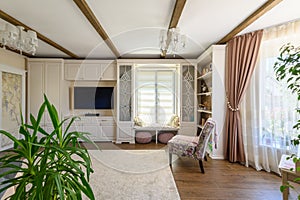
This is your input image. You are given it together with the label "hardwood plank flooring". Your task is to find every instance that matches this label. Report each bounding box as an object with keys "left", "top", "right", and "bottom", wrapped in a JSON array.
[{"left": 83, "top": 142, "right": 299, "bottom": 200}]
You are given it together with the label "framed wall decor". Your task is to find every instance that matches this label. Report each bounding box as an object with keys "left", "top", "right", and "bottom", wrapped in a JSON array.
[{"left": 0, "top": 65, "right": 25, "bottom": 150}]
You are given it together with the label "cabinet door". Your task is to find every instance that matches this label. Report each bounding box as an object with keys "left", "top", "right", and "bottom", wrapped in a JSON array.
[
  {"left": 101, "top": 63, "right": 117, "bottom": 80},
  {"left": 84, "top": 125, "right": 101, "bottom": 141},
  {"left": 44, "top": 123, "right": 55, "bottom": 135},
  {"left": 28, "top": 60, "right": 63, "bottom": 124},
  {"left": 66, "top": 121, "right": 83, "bottom": 133},
  {"left": 64, "top": 64, "right": 84, "bottom": 80},
  {"left": 101, "top": 124, "right": 116, "bottom": 140},
  {"left": 116, "top": 122, "right": 134, "bottom": 144},
  {"left": 82, "top": 63, "right": 101, "bottom": 80},
  {"left": 28, "top": 62, "right": 44, "bottom": 118},
  {"left": 100, "top": 118, "right": 115, "bottom": 140},
  {"left": 64, "top": 120, "right": 84, "bottom": 141},
  {"left": 118, "top": 65, "right": 132, "bottom": 122},
  {"left": 181, "top": 65, "right": 195, "bottom": 122},
  {"left": 45, "top": 62, "right": 61, "bottom": 112}
]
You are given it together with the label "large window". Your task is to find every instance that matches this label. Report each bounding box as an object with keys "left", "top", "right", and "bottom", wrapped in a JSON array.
[
  {"left": 135, "top": 65, "right": 178, "bottom": 125},
  {"left": 241, "top": 20, "right": 300, "bottom": 172},
  {"left": 260, "top": 56, "right": 298, "bottom": 150}
]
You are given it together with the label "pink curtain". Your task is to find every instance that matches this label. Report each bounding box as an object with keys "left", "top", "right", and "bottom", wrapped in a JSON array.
[{"left": 224, "top": 30, "right": 263, "bottom": 163}]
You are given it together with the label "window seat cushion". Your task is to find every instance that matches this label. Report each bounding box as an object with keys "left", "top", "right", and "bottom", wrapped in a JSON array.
[
  {"left": 158, "top": 132, "right": 175, "bottom": 144},
  {"left": 135, "top": 131, "right": 152, "bottom": 144}
]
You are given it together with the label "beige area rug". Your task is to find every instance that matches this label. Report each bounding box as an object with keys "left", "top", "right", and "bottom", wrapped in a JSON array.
[{"left": 85, "top": 149, "right": 180, "bottom": 200}]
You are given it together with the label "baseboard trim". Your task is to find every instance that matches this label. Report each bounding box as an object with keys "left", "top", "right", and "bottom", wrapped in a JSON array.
[{"left": 210, "top": 156, "right": 225, "bottom": 160}]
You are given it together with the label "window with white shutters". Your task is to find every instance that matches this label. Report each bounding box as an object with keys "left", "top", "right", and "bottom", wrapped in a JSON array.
[{"left": 135, "top": 67, "right": 178, "bottom": 125}]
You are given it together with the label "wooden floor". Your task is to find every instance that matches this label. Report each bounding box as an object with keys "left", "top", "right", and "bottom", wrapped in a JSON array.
[{"left": 82, "top": 142, "right": 297, "bottom": 200}]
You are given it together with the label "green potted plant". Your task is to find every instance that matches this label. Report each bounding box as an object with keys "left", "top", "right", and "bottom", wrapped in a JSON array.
[
  {"left": 0, "top": 95, "right": 95, "bottom": 199},
  {"left": 274, "top": 43, "right": 300, "bottom": 196}
]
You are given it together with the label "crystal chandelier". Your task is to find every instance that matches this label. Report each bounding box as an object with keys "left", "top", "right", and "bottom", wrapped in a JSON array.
[
  {"left": 159, "top": 27, "right": 186, "bottom": 57},
  {"left": 0, "top": 23, "right": 38, "bottom": 55}
]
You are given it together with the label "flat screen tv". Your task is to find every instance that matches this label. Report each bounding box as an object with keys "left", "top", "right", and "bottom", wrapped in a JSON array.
[{"left": 73, "top": 87, "right": 114, "bottom": 109}]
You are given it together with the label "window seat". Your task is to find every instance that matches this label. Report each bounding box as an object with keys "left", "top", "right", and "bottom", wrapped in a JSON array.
[{"left": 133, "top": 125, "right": 179, "bottom": 144}]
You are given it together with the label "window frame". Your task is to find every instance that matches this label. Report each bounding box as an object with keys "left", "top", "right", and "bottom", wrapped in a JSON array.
[{"left": 134, "top": 64, "right": 179, "bottom": 125}]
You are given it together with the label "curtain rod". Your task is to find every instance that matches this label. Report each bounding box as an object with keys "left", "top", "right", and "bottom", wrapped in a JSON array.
[{"left": 240, "top": 18, "right": 300, "bottom": 35}]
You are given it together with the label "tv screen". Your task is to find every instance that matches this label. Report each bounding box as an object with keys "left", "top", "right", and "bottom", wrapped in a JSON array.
[{"left": 74, "top": 87, "right": 114, "bottom": 109}]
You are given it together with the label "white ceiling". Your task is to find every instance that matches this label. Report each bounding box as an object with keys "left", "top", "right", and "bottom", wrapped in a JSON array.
[{"left": 0, "top": 0, "right": 299, "bottom": 59}]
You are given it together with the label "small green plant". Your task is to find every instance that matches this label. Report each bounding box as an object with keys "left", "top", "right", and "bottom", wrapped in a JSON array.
[
  {"left": 274, "top": 43, "right": 300, "bottom": 198},
  {"left": 0, "top": 95, "right": 95, "bottom": 199}
]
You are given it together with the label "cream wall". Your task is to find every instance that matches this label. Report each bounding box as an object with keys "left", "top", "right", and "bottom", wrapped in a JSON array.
[{"left": 0, "top": 48, "right": 26, "bottom": 70}]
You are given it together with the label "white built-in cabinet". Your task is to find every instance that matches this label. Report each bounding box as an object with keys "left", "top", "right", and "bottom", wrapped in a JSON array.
[
  {"left": 63, "top": 59, "right": 117, "bottom": 142},
  {"left": 28, "top": 58, "right": 117, "bottom": 142},
  {"left": 68, "top": 116, "right": 116, "bottom": 141},
  {"left": 115, "top": 60, "right": 199, "bottom": 143},
  {"left": 178, "top": 63, "right": 197, "bottom": 136},
  {"left": 116, "top": 63, "right": 134, "bottom": 144},
  {"left": 27, "top": 56, "right": 225, "bottom": 148},
  {"left": 27, "top": 59, "right": 63, "bottom": 133},
  {"left": 64, "top": 60, "right": 116, "bottom": 81},
  {"left": 196, "top": 45, "right": 226, "bottom": 159}
]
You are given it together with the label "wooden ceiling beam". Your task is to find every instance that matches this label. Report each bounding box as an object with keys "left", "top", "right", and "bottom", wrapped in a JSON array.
[
  {"left": 0, "top": 9, "right": 79, "bottom": 58},
  {"left": 0, "top": 44, "right": 31, "bottom": 57},
  {"left": 73, "top": 0, "right": 120, "bottom": 58},
  {"left": 169, "top": 0, "right": 187, "bottom": 29},
  {"left": 217, "top": 0, "right": 283, "bottom": 44}
]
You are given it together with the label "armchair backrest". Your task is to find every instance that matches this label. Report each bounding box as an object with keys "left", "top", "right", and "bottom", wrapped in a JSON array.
[{"left": 194, "top": 118, "right": 216, "bottom": 160}]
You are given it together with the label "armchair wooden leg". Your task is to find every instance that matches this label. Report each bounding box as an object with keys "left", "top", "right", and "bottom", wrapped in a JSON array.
[
  {"left": 199, "top": 160, "right": 205, "bottom": 173},
  {"left": 169, "top": 153, "right": 172, "bottom": 166}
]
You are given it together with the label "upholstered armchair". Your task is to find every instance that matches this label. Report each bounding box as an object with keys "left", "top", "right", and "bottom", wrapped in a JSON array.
[{"left": 167, "top": 118, "right": 216, "bottom": 173}]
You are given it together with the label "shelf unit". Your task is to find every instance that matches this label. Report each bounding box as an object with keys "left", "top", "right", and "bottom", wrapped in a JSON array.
[
  {"left": 196, "top": 45, "right": 226, "bottom": 159},
  {"left": 197, "top": 64, "right": 213, "bottom": 127}
]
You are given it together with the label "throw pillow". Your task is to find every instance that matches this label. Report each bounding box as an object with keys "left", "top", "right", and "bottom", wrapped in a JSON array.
[
  {"left": 134, "top": 116, "right": 144, "bottom": 127},
  {"left": 167, "top": 115, "right": 180, "bottom": 128}
]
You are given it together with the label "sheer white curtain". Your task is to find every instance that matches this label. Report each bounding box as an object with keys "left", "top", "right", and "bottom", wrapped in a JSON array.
[{"left": 241, "top": 20, "right": 300, "bottom": 174}]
